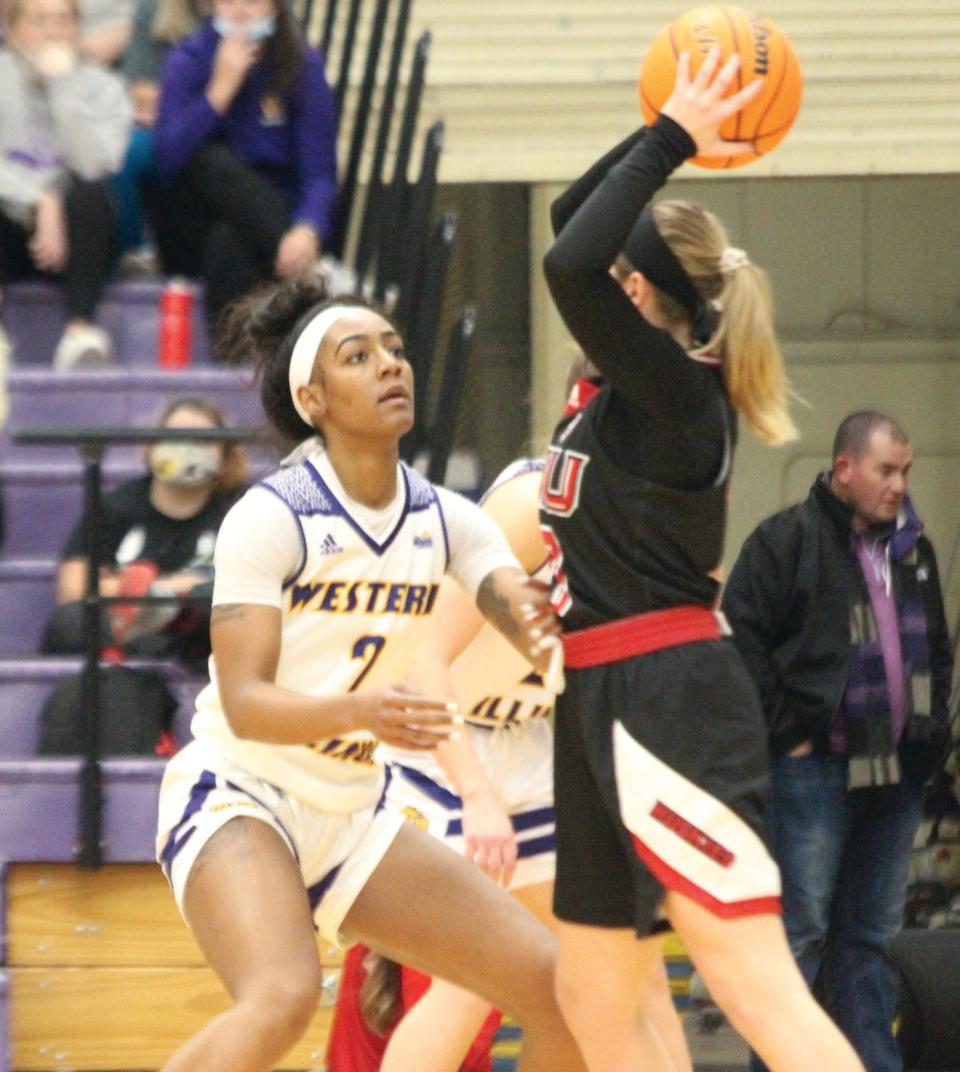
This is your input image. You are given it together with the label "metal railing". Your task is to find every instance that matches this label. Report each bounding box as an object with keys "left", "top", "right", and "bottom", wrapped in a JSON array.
[{"left": 12, "top": 426, "right": 266, "bottom": 868}]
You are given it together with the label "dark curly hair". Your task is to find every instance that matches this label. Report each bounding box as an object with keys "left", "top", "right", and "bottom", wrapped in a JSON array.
[{"left": 216, "top": 278, "right": 382, "bottom": 444}]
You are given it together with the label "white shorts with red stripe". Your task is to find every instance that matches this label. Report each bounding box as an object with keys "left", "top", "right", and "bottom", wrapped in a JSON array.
[{"left": 613, "top": 721, "right": 781, "bottom": 918}]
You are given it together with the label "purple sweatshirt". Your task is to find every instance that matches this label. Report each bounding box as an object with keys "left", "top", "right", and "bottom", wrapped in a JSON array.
[{"left": 155, "top": 23, "right": 337, "bottom": 239}]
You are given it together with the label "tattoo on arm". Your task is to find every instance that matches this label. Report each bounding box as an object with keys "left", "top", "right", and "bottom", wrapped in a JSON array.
[
  {"left": 211, "top": 603, "right": 249, "bottom": 626},
  {"left": 477, "top": 571, "right": 523, "bottom": 647}
]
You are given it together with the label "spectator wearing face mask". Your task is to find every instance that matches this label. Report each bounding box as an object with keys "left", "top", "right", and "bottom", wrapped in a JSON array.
[
  {"left": 41, "top": 397, "right": 248, "bottom": 669},
  {"left": 152, "top": 0, "right": 337, "bottom": 337},
  {"left": 76, "top": 0, "right": 134, "bottom": 67},
  {"left": 0, "top": 0, "right": 131, "bottom": 369}
]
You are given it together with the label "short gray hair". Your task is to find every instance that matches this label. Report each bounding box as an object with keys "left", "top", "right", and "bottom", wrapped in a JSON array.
[{"left": 832, "top": 411, "right": 909, "bottom": 463}]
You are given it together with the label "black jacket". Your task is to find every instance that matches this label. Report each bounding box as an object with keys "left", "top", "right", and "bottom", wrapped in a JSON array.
[{"left": 721, "top": 474, "right": 953, "bottom": 775}]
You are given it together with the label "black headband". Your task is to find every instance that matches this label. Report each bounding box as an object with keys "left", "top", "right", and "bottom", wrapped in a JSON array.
[{"left": 623, "top": 207, "right": 718, "bottom": 345}]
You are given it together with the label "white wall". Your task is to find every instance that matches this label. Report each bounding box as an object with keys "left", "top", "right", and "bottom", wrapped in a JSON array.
[{"left": 331, "top": 0, "right": 960, "bottom": 181}]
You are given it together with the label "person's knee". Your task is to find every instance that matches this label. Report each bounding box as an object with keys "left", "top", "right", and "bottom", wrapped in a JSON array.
[
  {"left": 554, "top": 954, "right": 582, "bottom": 1025},
  {"left": 203, "top": 219, "right": 244, "bottom": 263},
  {"left": 783, "top": 921, "right": 826, "bottom": 967},
  {"left": 184, "top": 143, "right": 243, "bottom": 187},
  {"left": 66, "top": 177, "right": 114, "bottom": 218},
  {"left": 239, "top": 969, "right": 323, "bottom": 1042},
  {"left": 554, "top": 955, "right": 635, "bottom": 1036},
  {"left": 699, "top": 961, "right": 784, "bottom": 1046},
  {"left": 781, "top": 886, "right": 832, "bottom": 958},
  {"left": 696, "top": 949, "right": 810, "bottom": 1043}
]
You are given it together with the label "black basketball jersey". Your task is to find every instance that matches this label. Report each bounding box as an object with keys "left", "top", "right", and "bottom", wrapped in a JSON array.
[
  {"left": 539, "top": 116, "right": 736, "bottom": 631},
  {"left": 539, "top": 381, "right": 732, "bottom": 631}
]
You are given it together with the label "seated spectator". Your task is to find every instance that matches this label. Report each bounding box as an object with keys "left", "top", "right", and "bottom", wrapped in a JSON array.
[
  {"left": 0, "top": 0, "right": 130, "bottom": 369},
  {"left": 154, "top": 0, "right": 337, "bottom": 338},
  {"left": 41, "top": 397, "right": 248, "bottom": 669},
  {"left": 113, "top": 0, "right": 206, "bottom": 260},
  {"left": 77, "top": 0, "right": 133, "bottom": 66}
]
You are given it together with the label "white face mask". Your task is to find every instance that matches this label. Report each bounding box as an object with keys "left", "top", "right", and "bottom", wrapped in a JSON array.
[
  {"left": 212, "top": 12, "right": 275, "bottom": 41},
  {"left": 150, "top": 442, "right": 221, "bottom": 487}
]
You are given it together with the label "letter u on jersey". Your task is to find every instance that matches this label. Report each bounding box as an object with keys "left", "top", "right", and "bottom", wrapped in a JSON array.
[{"left": 542, "top": 447, "right": 590, "bottom": 517}]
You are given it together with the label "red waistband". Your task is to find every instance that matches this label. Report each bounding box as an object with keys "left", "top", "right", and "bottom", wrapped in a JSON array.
[{"left": 562, "top": 606, "right": 730, "bottom": 669}]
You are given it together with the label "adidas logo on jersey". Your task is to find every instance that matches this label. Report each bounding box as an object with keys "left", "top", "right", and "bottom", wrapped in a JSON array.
[
  {"left": 318, "top": 533, "right": 343, "bottom": 556},
  {"left": 413, "top": 531, "right": 433, "bottom": 549}
]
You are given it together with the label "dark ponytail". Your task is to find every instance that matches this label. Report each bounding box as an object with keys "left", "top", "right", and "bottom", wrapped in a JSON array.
[
  {"left": 216, "top": 278, "right": 371, "bottom": 444},
  {"left": 263, "top": 0, "right": 306, "bottom": 96}
]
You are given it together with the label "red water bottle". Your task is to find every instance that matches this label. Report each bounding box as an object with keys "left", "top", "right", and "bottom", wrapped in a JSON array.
[{"left": 158, "top": 278, "right": 193, "bottom": 368}]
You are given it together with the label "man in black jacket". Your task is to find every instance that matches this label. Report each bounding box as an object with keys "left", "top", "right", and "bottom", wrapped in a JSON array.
[{"left": 722, "top": 410, "right": 953, "bottom": 1072}]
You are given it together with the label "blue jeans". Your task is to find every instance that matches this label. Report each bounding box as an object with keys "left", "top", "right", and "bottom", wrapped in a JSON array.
[
  {"left": 110, "top": 126, "right": 161, "bottom": 253},
  {"left": 751, "top": 753, "right": 924, "bottom": 1072}
]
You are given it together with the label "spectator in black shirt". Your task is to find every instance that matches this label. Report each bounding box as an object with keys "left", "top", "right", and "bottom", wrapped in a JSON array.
[{"left": 42, "top": 396, "right": 247, "bottom": 668}]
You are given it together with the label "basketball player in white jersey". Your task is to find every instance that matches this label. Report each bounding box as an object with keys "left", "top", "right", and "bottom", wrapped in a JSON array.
[{"left": 154, "top": 279, "right": 587, "bottom": 1072}]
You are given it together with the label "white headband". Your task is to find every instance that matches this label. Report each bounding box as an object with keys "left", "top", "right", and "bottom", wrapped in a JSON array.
[{"left": 288, "top": 304, "right": 357, "bottom": 427}]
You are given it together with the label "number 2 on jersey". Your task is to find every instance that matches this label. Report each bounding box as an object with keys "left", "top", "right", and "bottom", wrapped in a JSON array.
[{"left": 348, "top": 634, "right": 386, "bottom": 691}]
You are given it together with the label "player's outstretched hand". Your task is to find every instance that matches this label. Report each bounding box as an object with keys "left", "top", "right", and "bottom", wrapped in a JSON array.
[
  {"left": 355, "top": 685, "right": 461, "bottom": 751},
  {"left": 660, "top": 47, "right": 764, "bottom": 159},
  {"left": 462, "top": 787, "right": 518, "bottom": 888}
]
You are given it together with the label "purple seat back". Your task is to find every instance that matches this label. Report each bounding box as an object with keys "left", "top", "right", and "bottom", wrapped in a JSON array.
[
  {"left": 0, "top": 559, "right": 58, "bottom": 652},
  {"left": 1, "top": 368, "right": 279, "bottom": 557},
  {"left": 3, "top": 367, "right": 269, "bottom": 465},
  {"left": 0, "top": 461, "right": 142, "bottom": 556},
  {"left": 3, "top": 280, "right": 213, "bottom": 367},
  {"left": 0, "top": 757, "right": 165, "bottom": 862},
  {"left": 0, "top": 657, "right": 203, "bottom": 755}
]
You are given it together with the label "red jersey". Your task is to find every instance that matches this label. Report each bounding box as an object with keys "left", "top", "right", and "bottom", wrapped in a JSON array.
[{"left": 325, "top": 944, "right": 500, "bottom": 1072}]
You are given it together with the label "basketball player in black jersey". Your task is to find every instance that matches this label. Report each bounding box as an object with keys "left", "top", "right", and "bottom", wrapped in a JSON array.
[{"left": 539, "top": 50, "right": 865, "bottom": 1072}]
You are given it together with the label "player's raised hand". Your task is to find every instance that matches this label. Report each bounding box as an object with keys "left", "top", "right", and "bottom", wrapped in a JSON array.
[
  {"left": 477, "top": 567, "right": 561, "bottom": 675},
  {"left": 660, "top": 48, "right": 764, "bottom": 159}
]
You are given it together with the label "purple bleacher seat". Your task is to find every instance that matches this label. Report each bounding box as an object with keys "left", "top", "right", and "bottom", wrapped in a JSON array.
[
  {"left": 0, "top": 461, "right": 142, "bottom": 556},
  {"left": 3, "top": 280, "right": 213, "bottom": 367},
  {"left": 0, "top": 757, "right": 165, "bottom": 862},
  {"left": 2, "top": 367, "right": 268, "bottom": 465},
  {"left": 0, "top": 657, "right": 203, "bottom": 756},
  {"left": 0, "top": 970, "right": 7, "bottom": 1072},
  {"left": 0, "top": 559, "right": 57, "bottom": 653}
]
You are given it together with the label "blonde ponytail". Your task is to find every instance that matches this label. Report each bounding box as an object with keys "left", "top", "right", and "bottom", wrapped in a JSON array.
[
  {"left": 649, "top": 201, "right": 798, "bottom": 447},
  {"left": 705, "top": 261, "right": 797, "bottom": 446},
  {"left": 359, "top": 953, "right": 403, "bottom": 1037}
]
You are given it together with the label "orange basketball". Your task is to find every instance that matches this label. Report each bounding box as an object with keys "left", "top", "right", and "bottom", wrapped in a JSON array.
[{"left": 638, "top": 5, "right": 802, "bottom": 169}]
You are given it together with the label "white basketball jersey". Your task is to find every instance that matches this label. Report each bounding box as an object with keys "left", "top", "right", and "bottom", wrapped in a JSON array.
[
  {"left": 456, "top": 458, "right": 553, "bottom": 728},
  {"left": 192, "top": 455, "right": 464, "bottom": 813},
  {"left": 380, "top": 459, "right": 555, "bottom": 782}
]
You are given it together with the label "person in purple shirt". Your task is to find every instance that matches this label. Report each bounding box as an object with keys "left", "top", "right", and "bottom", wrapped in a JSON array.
[
  {"left": 153, "top": 0, "right": 336, "bottom": 337},
  {"left": 722, "top": 410, "right": 954, "bottom": 1072}
]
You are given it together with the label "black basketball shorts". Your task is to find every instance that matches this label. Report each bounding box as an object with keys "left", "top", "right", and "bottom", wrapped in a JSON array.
[{"left": 552, "top": 638, "right": 781, "bottom": 935}]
